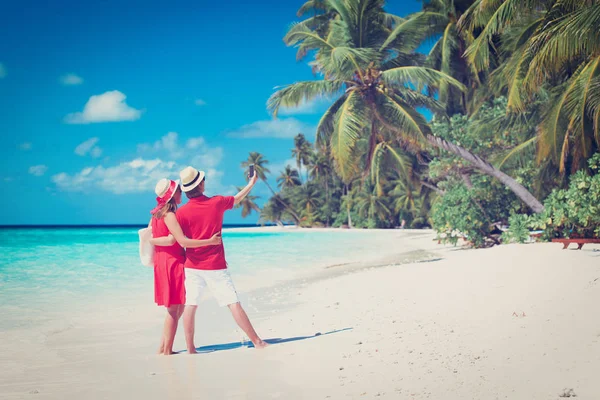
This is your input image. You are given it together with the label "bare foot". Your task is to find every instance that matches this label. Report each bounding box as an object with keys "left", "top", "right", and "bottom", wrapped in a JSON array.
[
  {"left": 187, "top": 349, "right": 198, "bottom": 354},
  {"left": 252, "top": 340, "right": 269, "bottom": 349}
]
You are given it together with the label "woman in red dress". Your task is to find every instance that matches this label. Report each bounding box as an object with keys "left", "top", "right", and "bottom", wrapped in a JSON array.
[{"left": 149, "top": 179, "right": 221, "bottom": 355}]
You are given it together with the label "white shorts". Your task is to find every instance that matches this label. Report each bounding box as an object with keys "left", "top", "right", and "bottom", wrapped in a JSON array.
[{"left": 184, "top": 268, "right": 239, "bottom": 307}]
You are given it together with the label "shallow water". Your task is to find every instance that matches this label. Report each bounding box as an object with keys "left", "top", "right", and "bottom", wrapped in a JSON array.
[{"left": 0, "top": 227, "right": 409, "bottom": 331}]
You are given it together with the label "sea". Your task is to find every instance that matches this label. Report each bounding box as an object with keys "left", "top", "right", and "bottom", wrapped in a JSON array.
[{"left": 0, "top": 225, "right": 399, "bottom": 332}]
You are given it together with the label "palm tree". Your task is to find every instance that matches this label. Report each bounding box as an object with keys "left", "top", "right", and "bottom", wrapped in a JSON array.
[
  {"left": 292, "top": 183, "right": 323, "bottom": 227},
  {"left": 233, "top": 188, "right": 260, "bottom": 218},
  {"left": 356, "top": 183, "right": 392, "bottom": 228},
  {"left": 269, "top": 0, "right": 544, "bottom": 213},
  {"left": 384, "top": 0, "right": 480, "bottom": 115},
  {"left": 277, "top": 165, "right": 302, "bottom": 190},
  {"left": 388, "top": 173, "right": 417, "bottom": 215},
  {"left": 241, "top": 152, "right": 272, "bottom": 190},
  {"left": 292, "top": 133, "right": 314, "bottom": 182},
  {"left": 259, "top": 199, "right": 284, "bottom": 226},
  {"left": 459, "top": 0, "right": 600, "bottom": 173},
  {"left": 293, "top": 183, "right": 323, "bottom": 214},
  {"left": 241, "top": 152, "right": 301, "bottom": 223},
  {"left": 309, "top": 149, "right": 333, "bottom": 200}
]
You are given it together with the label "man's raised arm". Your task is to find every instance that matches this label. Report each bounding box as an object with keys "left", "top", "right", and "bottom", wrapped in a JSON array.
[{"left": 234, "top": 171, "right": 258, "bottom": 206}]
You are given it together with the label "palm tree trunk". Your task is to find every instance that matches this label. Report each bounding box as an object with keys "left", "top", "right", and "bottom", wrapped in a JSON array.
[
  {"left": 344, "top": 184, "right": 353, "bottom": 228},
  {"left": 325, "top": 177, "right": 330, "bottom": 227},
  {"left": 427, "top": 135, "right": 544, "bottom": 213},
  {"left": 263, "top": 179, "right": 302, "bottom": 223},
  {"left": 371, "top": 108, "right": 544, "bottom": 213}
]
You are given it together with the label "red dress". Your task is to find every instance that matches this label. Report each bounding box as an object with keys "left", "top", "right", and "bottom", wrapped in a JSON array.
[{"left": 152, "top": 216, "right": 186, "bottom": 307}]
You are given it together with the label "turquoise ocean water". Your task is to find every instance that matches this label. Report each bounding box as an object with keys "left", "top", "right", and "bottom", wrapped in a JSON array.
[{"left": 0, "top": 226, "right": 387, "bottom": 331}]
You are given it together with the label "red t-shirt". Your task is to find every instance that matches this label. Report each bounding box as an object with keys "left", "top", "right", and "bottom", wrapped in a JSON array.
[{"left": 176, "top": 195, "right": 235, "bottom": 270}]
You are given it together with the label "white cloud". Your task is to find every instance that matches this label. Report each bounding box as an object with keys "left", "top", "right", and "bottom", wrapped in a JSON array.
[
  {"left": 269, "top": 158, "right": 298, "bottom": 175},
  {"left": 227, "top": 118, "right": 316, "bottom": 139},
  {"left": 90, "top": 147, "right": 103, "bottom": 158},
  {"left": 278, "top": 97, "right": 333, "bottom": 116},
  {"left": 64, "top": 90, "right": 142, "bottom": 124},
  {"left": 29, "top": 165, "right": 48, "bottom": 177},
  {"left": 60, "top": 73, "right": 83, "bottom": 85},
  {"left": 53, "top": 132, "right": 228, "bottom": 195},
  {"left": 52, "top": 158, "right": 177, "bottom": 194},
  {"left": 75, "top": 137, "right": 102, "bottom": 158},
  {"left": 195, "top": 99, "right": 206, "bottom": 106},
  {"left": 19, "top": 142, "right": 32, "bottom": 151},
  {"left": 0, "top": 63, "right": 6, "bottom": 79},
  {"left": 137, "top": 132, "right": 223, "bottom": 168}
]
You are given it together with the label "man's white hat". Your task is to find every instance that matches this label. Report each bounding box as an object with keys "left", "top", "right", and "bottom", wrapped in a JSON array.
[{"left": 179, "top": 166, "right": 205, "bottom": 192}]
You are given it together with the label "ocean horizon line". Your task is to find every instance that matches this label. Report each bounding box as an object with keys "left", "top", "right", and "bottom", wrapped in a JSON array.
[{"left": 0, "top": 223, "right": 266, "bottom": 229}]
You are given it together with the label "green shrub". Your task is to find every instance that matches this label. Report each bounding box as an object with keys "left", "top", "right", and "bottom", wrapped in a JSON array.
[
  {"left": 501, "top": 214, "right": 532, "bottom": 244},
  {"left": 432, "top": 185, "right": 491, "bottom": 247},
  {"left": 509, "top": 154, "right": 600, "bottom": 239}
]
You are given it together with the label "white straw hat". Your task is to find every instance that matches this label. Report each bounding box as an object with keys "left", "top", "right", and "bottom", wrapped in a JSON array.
[
  {"left": 154, "top": 178, "right": 179, "bottom": 200},
  {"left": 151, "top": 178, "right": 180, "bottom": 214},
  {"left": 179, "top": 166, "right": 205, "bottom": 192}
]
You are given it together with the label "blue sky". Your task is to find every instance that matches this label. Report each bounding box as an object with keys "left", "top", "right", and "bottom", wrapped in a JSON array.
[{"left": 0, "top": 0, "right": 423, "bottom": 225}]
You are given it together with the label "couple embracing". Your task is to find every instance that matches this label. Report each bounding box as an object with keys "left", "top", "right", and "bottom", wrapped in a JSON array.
[{"left": 149, "top": 165, "right": 268, "bottom": 355}]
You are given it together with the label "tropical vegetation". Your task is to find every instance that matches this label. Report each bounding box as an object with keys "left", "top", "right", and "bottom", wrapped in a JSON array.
[{"left": 236, "top": 0, "right": 600, "bottom": 246}]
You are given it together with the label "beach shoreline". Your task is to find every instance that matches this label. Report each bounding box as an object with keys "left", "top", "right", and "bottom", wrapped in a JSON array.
[{"left": 1, "top": 228, "right": 599, "bottom": 399}]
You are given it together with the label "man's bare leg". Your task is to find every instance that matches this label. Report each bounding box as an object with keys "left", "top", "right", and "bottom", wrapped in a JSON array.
[
  {"left": 228, "top": 302, "right": 268, "bottom": 349},
  {"left": 183, "top": 305, "right": 198, "bottom": 354}
]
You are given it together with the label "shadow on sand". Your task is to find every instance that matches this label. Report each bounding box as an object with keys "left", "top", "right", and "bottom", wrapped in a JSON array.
[{"left": 188, "top": 327, "right": 352, "bottom": 354}]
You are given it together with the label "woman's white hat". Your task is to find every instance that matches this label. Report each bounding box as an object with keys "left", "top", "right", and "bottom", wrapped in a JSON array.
[
  {"left": 180, "top": 166, "right": 205, "bottom": 192},
  {"left": 154, "top": 178, "right": 180, "bottom": 200},
  {"left": 151, "top": 178, "right": 180, "bottom": 214}
]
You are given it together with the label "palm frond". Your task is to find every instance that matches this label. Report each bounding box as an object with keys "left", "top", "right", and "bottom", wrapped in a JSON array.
[
  {"left": 439, "top": 22, "right": 459, "bottom": 104},
  {"left": 370, "top": 142, "right": 386, "bottom": 196},
  {"left": 524, "top": 4, "right": 600, "bottom": 89},
  {"left": 381, "top": 66, "right": 466, "bottom": 93},
  {"left": 316, "top": 94, "right": 349, "bottom": 147},
  {"left": 297, "top": 0, "right": 329, "bottom": 17},
  {"left": 498, "top": 136, "right": 538, "bottom": 168},
  {"left": 379, "top": 11, "right": 441, "bottom": 53},
  {"left": 330, "top": 90, "right": 367, "bottom": 182},
  {"left": 374, "top": 90, "right": 430, "bottom": 145},
  {"left": 267, "top": 80, "right": 343, "bottom": 117}
]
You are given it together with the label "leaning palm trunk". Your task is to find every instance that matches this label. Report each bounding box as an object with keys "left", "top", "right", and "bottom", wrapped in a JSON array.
[
  {"left": 264, "top": 180, "right": 302, "bottom": 223},
  {"left": 427, "top": 135, "right": 544, "bottom": 213}
]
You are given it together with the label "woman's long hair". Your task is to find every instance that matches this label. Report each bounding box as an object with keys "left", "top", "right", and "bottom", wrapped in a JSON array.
[{"left": 154, "top": 187, "right": 180, "bottom": 219}]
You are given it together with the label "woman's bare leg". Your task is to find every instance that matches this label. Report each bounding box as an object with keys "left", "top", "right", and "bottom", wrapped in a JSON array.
[
  {"left": 158, "top": 335, "right": 165, "bottom": 354},
  {"left": 162, "top": 305, "right": 181, "bottom": 355}
]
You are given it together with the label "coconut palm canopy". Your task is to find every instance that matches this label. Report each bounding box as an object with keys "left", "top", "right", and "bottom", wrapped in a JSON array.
[{"left": 240, "top": 0, "right": 599, "bottom": 244}]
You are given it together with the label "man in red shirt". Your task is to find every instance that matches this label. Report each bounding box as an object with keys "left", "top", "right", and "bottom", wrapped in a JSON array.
[{"left": 176, "top": 166, "right": 268, "bottom": 352}]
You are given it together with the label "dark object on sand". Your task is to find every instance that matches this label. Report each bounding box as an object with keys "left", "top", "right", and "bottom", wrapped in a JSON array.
[{"left": 552, "top": 238, "right": 600, "bottom": 250}]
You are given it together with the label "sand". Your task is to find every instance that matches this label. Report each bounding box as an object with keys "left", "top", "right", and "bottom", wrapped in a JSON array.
[{"left": 1, "top": 228, "right": 599, "bottom": 400}]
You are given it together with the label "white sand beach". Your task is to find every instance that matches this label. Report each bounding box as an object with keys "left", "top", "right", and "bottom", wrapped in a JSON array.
[{"left": 1, "top": 228, "right": 599, "bottom": 400}]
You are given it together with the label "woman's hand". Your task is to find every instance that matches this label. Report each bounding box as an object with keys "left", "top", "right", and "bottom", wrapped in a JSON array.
[{"left": 208, "top": 233, "right": 222, "bottom": 245}]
